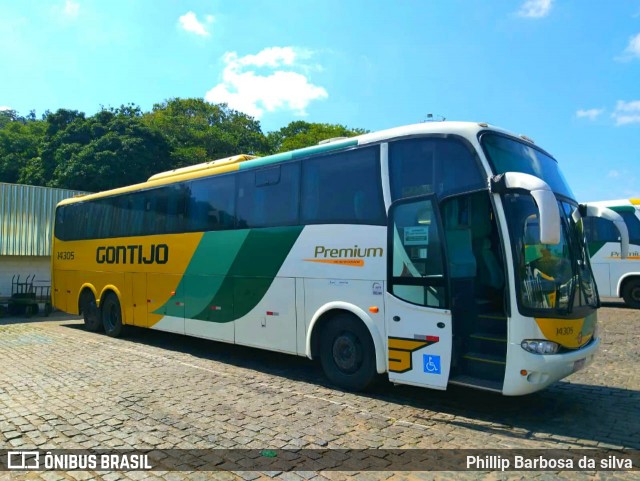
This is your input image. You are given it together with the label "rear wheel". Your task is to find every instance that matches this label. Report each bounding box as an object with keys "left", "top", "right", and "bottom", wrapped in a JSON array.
[
  {"left": 80, "top": 290, "right": 101, "bottom": 332},
  {"left": 319, "top": 315, "right": 377, "bottom": 391},
  {"left": 622, "top": 279, "right": 640, "bottom": 309},
  {"left": 101, "top": 292, "right": 124, "bottom": 337}
]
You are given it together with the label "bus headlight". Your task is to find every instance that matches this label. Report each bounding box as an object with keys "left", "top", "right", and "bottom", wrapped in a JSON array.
[{"left": 521, "top": 340, "right": 560, "bottom": 354}]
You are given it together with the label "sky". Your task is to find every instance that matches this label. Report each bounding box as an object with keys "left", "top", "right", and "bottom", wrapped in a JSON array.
[{"left": 0, "top": 0, "right": 639, "bottom": 202}]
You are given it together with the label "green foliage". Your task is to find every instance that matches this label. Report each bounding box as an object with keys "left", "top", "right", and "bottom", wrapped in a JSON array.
[
  {"left": 0, "top": 110, "right": 18, "bottom": 129},
  {"left": 142, "top": 98, "right": 270, "bottom": 167},
  {"left": 267, "top": 121, "right": 368, "bottom": 153},
  {"left": 0, "top": 114, "right": 45, "bottom": 183},
  {"left": 0, "top": 99, "right": 368, "bottom": 191},
  {"left": 44, "top": 106, "right": 173, "bottom": 191}
]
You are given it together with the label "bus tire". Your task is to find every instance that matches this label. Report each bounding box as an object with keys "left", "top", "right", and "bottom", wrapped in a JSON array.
[
  {"left": 101, "top": 292, "right": 124, "bottom": 337},
  {"left": 319, "top": 315, "right": 377, "bottom": 391},
  {"left": 622, "top": 279, "right": 640, "bottom": 309},
  {"left": 80, "top": 290, "right": 101, "bottom": 332}
]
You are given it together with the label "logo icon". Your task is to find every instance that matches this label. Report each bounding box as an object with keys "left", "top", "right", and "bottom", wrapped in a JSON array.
[
  {"left": 7, "top": 451, "right": 40, "bottom": 470},
  {"left": 423, "top": 354, "right": 441, "bottom": 374}
]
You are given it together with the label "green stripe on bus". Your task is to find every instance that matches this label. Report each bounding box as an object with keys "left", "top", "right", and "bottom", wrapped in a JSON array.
[
  {"left": 194, "top": 226, "right": 304, "bottom": 322},
  {"left": 609, "top": 205, "right": 635, "bottom": 213},
  {"left": 181, "top": 230, "right": 250, "bottom": 318},
  {"left": 587, "top": 241, "right": 606, "bottom": 258},
  {"left": 239, "top": 139, "right": 358, "bottom": 170},
  {"left": 155, "top": 226, "right": 303, "bottom": 321}
]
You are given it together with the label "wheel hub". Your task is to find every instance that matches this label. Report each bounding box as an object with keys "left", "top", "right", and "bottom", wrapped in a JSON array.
[
  {"left": 333, "top": 333, "right": 361, "bottom": 373},
  {"left": 105, "top": 305, "right": 117, "bottom": 329}
]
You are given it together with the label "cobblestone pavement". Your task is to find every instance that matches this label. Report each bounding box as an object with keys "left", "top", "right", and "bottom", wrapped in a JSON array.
[{"left": 0, "top": 303, "right": 638, "bottom": 481}]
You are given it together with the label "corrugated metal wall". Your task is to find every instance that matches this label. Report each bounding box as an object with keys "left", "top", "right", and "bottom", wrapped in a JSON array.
[{"left": 0, "top": 183, "right": 86, "bottom": 256}]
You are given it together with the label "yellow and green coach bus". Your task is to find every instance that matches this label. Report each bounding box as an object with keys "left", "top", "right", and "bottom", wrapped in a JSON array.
[{"left": 52, "top": 122, "right": 603, "bottom": 395}]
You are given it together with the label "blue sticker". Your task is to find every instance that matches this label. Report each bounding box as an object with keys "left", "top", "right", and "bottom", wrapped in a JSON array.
[{"left": 423, "top": 354, "right": 441, "bottom": 374}]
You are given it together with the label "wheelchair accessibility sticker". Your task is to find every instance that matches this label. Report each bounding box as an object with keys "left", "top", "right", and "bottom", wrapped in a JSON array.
[{"left": 423, "top": 354, "right": 441, "bottom": 374}]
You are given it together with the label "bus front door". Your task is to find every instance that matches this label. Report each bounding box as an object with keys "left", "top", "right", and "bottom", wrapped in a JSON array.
[{"left": 386, "top": 195, "right": 452, "bottom": 390}]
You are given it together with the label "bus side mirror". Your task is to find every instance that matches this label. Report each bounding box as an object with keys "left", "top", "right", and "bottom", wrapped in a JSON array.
[
  {"left": 490, "top": 172, "right": 561, "bottom": 245},
  {"left": 579, "top": 204, "right": 629, "bottom": 259}
]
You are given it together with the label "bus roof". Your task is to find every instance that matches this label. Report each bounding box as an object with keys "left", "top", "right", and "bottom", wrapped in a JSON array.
[
  {"left": 585, "top": 199, "right": 640, "bottom": 209},
  {"left": 56, "top": 121, "right": 521, "bottom": 206}
]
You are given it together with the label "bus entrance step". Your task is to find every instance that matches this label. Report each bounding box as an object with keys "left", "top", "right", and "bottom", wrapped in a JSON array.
[
  {"left": 449, "top": 375, "right": 503, "bottom": 392},
  {"left": 469, "top": 332, "right": 507, "bottom": 343},
  {"left": 462, "top": 352, "right": 506, "bottom": 365}
]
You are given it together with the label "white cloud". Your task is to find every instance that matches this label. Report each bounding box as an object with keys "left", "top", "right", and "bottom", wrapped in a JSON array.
[
  {"left": 51, "top": 0, "right": 79, "bottom": 22},
  {"left": 64, "top": 0, "right": 79, "bottom": 18},
  {"left": 612, "top": 100, "right": 640, "bottom": 126},
  {"left": 622, "top": 33, "right": 640, "bottom": 60},
  {"left": 205, "top": 47, "right": 328, "bottom": 119},
  {"left": 0, "top": 106, "right": 12, "bottom": 111},
  {"left": 576, "top": 108, "right": 604, "bottom": 121},
  {"left": 517, "top": 0, "right": 553, "bottom": 18},
  {"left": 178, "top": 11, "right": 213, "bottom": 37},
  {"left": 608, "top": 170, "right": 620, "bottom": 178}
]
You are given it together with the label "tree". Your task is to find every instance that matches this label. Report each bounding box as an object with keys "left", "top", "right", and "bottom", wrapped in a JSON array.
[
  {"left": 2, "top": 99, "right": 371, "bottom": 190},
  {"left": 142, "top": 98, "right": 269, "bottom": 167},
  {"left": 0, "top": 109, "right": 18, "bottom": 129},
  {"left": 19, "top": 109, "right": 89, "bottom": 186},
  {"left": 0, "top": 114, "right": 45, "bottom": 184},
  {"left": 23, "top": 106, "right": 173, "bottom": 191},
  {"left": 266, "top": 121, "right": 368, "bottom": 153}
]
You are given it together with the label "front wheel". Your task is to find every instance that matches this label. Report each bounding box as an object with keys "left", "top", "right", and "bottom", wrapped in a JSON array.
[
  {"left": 319, "top": 315, "right": 377, "bottom": 391},
  {"left": 101, "top": 292, "right": 125, "bottom": 337},
  {"left": 622, "top": 279, "right": 640, "bottom": 309}
]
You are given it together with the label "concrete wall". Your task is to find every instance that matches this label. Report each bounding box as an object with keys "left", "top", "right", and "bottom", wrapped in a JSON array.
[{"left": 0, "top": 255, "right": 51, "bottom": 300}]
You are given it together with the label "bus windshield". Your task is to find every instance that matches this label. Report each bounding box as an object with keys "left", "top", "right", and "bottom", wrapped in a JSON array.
[
  {"left": 482, "top": 133, "right": 574, "bottom": 199},
  {"left": 502, "top": 195, "right": 598, "bottom": 315},
  {"left": 481, "top": 133, "right": 598, "bottom": 316}
]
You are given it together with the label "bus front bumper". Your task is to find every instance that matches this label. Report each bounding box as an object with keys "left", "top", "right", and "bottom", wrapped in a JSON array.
[{"left": 502, "top": 337, "right": 600, "bottom": 396}]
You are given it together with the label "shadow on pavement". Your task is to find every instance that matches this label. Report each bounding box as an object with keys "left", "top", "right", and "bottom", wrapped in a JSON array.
[
  {"left": 600, "top": 300, "right": 635, "bottom": 310},
  {"left": 62, "top": 322, "right": 639, "bottom": 450}
]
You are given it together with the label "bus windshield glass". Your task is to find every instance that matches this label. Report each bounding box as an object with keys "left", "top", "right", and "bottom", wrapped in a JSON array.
[
  {"left": 502, "top": 194, "right": 598, "bottom": 315},
  {"left": 482, "top": 133, "right": 574, "bottom": 199}
]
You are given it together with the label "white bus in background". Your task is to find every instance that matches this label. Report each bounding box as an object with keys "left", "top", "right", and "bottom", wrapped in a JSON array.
[{"left": 583, "top": 199, "right": 640, "bottom": 308}]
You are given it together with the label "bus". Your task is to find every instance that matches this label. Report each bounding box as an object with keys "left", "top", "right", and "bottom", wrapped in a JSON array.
[
  {"left": 52, "top": 121, "right": 603, "bottom": 396},
  {"left": 583, "top": 198, "right": 639, "bottom": 308}
]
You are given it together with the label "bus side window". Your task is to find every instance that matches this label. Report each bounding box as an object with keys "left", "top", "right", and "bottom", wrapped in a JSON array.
[
  {"left": 615, "top": 210, "right": 640, "bottom": 244},
  {"left": 389, "top": 137, "right": 484, "bottom": 202},
  {"left": 129, "top": 192, "right": 146, "bottom": 236},
  {"left": 54, "top": 206, "right": 66, "bottom": 240},
  {"left": 143, "top": 191, "right": 160, "bottom": 235},
  {"left": 237, "top": 163, "right": 300, "bottom": 228},
  {"left": 587, "top": 217, "right": 618, "bottom": 242},
  {"left": 165, "top": 186, "right": 186, "bottom": 233},
  {"left": 301, "top": 147, "right": 385, "bottom": 225}
]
